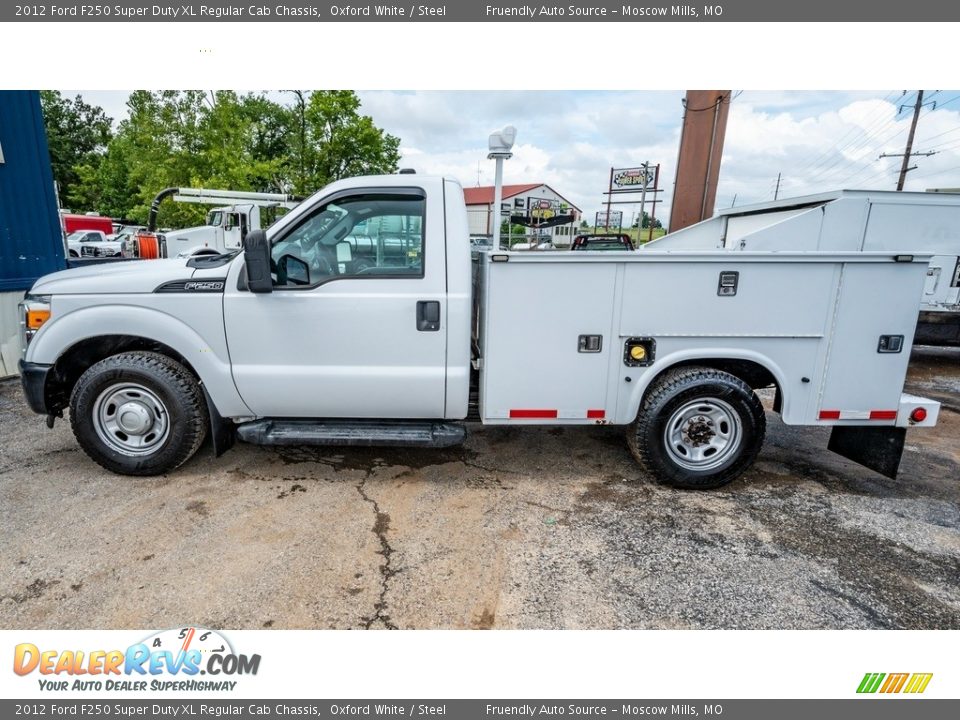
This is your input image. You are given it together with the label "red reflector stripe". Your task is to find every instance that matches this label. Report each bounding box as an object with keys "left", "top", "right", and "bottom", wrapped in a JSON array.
[
  {"left": 509, "top": 409, "right": 558, "bottom": 419},
  {"left": 869, "top": 410, "right": 897, "bottom": 420},
  {"left": 587, "top": 409, "right": 605, "bottom": 419},
  {"left": 819, "top": 410, "right": 841, "bottom": 420}
]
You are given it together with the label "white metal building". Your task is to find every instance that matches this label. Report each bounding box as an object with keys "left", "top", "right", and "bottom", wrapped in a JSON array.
[{"left": 464, "top": 183, "right": 581, "bottom": 246}]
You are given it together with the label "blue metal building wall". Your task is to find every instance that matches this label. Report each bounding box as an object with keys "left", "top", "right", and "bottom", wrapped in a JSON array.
[{"left": 0, "top": 90, "right": 65, "bottom": 292}]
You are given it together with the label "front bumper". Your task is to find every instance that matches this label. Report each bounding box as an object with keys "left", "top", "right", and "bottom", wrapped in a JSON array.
[{"left": 18, "top": 360, "right": 53, "bottom": 415}]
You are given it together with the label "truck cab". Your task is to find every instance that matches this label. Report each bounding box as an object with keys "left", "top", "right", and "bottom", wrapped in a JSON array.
[{"left": 163, "top": 203, "right": 259, "bottom": 258}]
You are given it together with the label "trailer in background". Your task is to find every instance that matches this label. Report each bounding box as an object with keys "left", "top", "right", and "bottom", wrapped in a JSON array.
[
  {"left": 61, "top": 213, "right": 114, "bottom": 237},
  {"left": 0, "top": 90, "right": 64, "bottom": 377}
]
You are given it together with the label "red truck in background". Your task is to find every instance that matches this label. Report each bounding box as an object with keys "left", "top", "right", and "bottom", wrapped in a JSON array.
[{"left": 61, "top": 213, "right": 114, "bottom": 235}]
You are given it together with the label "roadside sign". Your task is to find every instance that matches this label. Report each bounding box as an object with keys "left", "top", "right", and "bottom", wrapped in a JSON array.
[
  {"left": 596, "top": 210, "right": 623, "bottom": 228},
  {"left": 612, "top": 166, "right": 655, "bottom": 190}
]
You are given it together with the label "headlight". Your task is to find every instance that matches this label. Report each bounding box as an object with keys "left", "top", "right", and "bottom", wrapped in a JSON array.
[{"left": 19, "top": 294, "right": 52, "bottom": 357}]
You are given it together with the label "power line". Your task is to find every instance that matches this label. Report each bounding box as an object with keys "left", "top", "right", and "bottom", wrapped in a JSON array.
[
  {"left": 792, "top": 90, "right": 901, "bottom": 177},
  {"left": 812, "top": 98, "right": 943, "bottom": 188},
  {"left": 908, "top": 164, "right": 960, "bottom": 182},
  {"left": 810, "top": 93, "right": 907, "bottom": 179},
  {"left": 804, "top": 100, "right": 910, "bottom": 184}
]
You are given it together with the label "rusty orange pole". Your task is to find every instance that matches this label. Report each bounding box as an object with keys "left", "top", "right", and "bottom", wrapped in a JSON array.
[{"left": 669, "top": 90, "right": 731, "bottom": 233}]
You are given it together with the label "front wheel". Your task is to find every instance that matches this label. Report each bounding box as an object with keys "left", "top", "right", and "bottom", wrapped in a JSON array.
[
  {"left": 70, "top": 352, "right": 208, "bottom": 476},
  {"left": 627, "top": 366, "right": 766, "bottom": 489}
]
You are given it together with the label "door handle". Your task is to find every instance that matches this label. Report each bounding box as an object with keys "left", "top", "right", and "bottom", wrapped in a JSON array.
[{"left": 416, "top": 301, "right": 441, "bottom": 332}]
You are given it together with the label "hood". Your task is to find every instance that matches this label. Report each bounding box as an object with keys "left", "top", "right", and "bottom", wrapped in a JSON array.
[
  {"left": 31, "top": 259, "right": 194, "bottom": 295},
  {"left": 165, "top": 226, "right": 220, "bottom": 253}
]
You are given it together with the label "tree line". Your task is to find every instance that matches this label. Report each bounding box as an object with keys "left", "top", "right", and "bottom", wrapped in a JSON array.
[{"left": 41, "top": 90, "right": 401, "bottom": 229}]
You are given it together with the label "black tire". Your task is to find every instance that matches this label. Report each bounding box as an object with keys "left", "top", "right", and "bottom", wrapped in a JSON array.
[
  {"left": 627, "top": 366, "right": 766, "bottom": 490},
  {"left": 69, "top": 351, "right": 208, "bottom": 476}
]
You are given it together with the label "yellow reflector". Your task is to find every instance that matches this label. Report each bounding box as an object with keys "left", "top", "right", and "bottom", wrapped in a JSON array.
[
  {"left": 629, "top": 345, "right": 647, "bottom": 361},
  {"left": 26, "top": 309, "right": 51, "bottom": 330}
]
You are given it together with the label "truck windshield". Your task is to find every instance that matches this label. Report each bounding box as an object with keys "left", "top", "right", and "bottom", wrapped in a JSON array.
[{"left": 207, "top": 211, "right": 223, "bottom": 227}]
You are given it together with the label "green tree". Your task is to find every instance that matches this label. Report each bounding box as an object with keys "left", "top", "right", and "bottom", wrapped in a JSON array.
[
  {"left": 40, "top": 91, "right": 113, "bottom": 210},
  {"left": 70, "top": 90, "right": 401, "bottom": 227},
  {"left": 297, "top": 90, "right": 401, "bottom": 194}
]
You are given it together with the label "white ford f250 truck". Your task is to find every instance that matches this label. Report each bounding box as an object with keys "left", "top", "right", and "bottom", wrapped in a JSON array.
[{"left": 18, "top": 174, "right": 941, "bottom": 489}]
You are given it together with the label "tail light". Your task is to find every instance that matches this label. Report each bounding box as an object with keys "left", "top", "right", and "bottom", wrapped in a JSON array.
[{"left": 910, "top": 407, "right": 928, "bottom": 423}]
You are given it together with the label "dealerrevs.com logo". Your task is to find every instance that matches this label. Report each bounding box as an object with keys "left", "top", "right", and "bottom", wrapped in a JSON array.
[
  {"left": 857, "top": 672, "right": 933, "bottom": 694},
  {"left": 13, "top": 627, "right": 260, "bottom": 692}
]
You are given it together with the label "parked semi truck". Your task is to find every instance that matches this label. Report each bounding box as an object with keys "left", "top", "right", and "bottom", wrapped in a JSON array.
[
  {"left": 18, "top": 175, "right": 940, "bottom": 489},
  {"left": 649, "top": 190, "right": 960, "bottom": 346},
  {"left": 123, "top": 187, "right": 302, "bottom": 259}
]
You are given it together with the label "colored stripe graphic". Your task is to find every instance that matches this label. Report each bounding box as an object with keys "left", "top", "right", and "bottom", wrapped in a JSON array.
[
  {"left": 904, "top": 673, "right": 933, "bottom": 694},
  {"left": 857, "top": 672, "right": 932, "bottom": 694},
  {"left": 857, "top": 673, "right": 885, "bottom": 693},
  {"left": 880, "top": 673, "right": 908, "bottom": 693}
]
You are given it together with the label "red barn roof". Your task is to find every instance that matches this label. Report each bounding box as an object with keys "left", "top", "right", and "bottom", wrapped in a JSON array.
[{"left": 462, "top": 183, "right": 543, "bottom": 206}]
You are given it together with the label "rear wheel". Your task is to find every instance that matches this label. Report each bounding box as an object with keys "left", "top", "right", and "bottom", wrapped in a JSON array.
[
  {"left": 627, "top": 366, "right": 766, "bottom": 489},
  {"left": 70, "top": 352, "right": 208, "bottom": 476}
]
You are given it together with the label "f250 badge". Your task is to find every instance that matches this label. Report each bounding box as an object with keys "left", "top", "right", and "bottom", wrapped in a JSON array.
[
  {"left": 184, "top": 281, "right": 225, "bottom": 292},
  {"left": 156, "top": 279, "right": 227, "bottom": 293}
]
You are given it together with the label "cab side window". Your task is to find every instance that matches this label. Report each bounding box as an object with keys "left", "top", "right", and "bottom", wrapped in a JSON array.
[{"left": 271, "top": 192, "right": 425, "bottom": 288}]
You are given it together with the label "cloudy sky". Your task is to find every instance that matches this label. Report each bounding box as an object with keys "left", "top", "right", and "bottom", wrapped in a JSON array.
[{"left": 73, "top": 90, "right": 960, "bottom": 226}]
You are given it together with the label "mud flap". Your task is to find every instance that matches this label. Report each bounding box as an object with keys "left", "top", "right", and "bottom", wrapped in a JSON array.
[
  {"left": 828, "top": 426, "right": 906, "bottom": 479},
  {"left": 202, "top": 385, "right": 235, "bottom": 458}
]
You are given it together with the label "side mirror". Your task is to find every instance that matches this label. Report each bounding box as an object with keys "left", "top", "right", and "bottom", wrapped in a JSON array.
[
  {"left": 243, "top": 229, "right": 273, "bottom": 293},
  {"left": 278, "top": 253, "right": 310, "bottom": 286}
]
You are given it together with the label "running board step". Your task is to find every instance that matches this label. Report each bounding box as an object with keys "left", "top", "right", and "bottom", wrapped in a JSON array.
[{"left": 236, "top": 419, "right": 467, "bottom": 448}]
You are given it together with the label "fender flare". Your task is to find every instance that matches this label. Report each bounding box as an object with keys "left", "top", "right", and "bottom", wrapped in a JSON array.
[{"left": 620, "top": 347, "right": 789, "bottom": 425}]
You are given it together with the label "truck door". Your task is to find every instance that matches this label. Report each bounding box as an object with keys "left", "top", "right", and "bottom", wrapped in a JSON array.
[
  {"left": 223, "top": 211, "right": 244, "bottom": 250},
  {"left": 223, "top": 188, "right": 448, "bottom": 419}
]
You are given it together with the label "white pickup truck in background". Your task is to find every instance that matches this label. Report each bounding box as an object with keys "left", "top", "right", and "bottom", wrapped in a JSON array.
[
  {"left": 18, "top": 174, "right": 940, "bottom": 489},
  {"left": 65, "top": 230, "right": 123, "bottom": 258}
]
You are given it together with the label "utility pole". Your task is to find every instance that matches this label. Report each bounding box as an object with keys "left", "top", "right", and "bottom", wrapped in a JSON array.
[
  {"left": 774, "top": 172, "right": 781, "bottom": 200},
  {"left": 881, "top": 90, "right": 938, "bottom": 191},
  {"left": 639, "top": 161, "right": 649, "bottom": 236}
]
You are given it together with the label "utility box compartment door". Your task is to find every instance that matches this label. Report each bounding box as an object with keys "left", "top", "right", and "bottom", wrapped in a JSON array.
[
  {"left": 819, "top": 262, "right": 928, "bottom": 418},
  {"left": 480, "top": 261, "right": 617, "bottom": 422}
]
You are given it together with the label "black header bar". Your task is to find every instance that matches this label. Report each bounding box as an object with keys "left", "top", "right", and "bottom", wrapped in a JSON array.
[{"left": 5, "top": 0, "right": 960, "bottom": 22}]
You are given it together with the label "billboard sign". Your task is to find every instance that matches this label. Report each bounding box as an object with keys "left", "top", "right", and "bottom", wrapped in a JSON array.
[
  {"left": 595, "top": 210, "right": 623, "bottom": 228},
  {"left": 612, "top": 166, "right": 655, "bottom": 190}
]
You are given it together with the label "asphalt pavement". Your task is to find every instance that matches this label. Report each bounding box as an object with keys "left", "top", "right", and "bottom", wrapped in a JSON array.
[{"left": 1, "top": 347, "right": 957, "bottom": 629}]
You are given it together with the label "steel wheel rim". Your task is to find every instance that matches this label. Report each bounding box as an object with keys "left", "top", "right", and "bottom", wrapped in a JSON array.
[
  {"left": 663, "top": 397, "right": 742, "bottom": 471},
  {"left": 92, "top": 382, "right": 170, "bottom": 456}
]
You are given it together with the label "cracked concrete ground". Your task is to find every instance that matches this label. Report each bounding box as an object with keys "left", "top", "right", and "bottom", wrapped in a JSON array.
[{"left": 0, "top": 346, "right": 958, "bottom": 630}]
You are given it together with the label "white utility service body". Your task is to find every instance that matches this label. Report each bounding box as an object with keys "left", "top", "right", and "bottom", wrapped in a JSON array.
[
  {"left": 649, "top": 190, "right": 960, "bottom": 345},
  {"left": 18, "top": 175, "right": 941, "bottom": 488}
]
